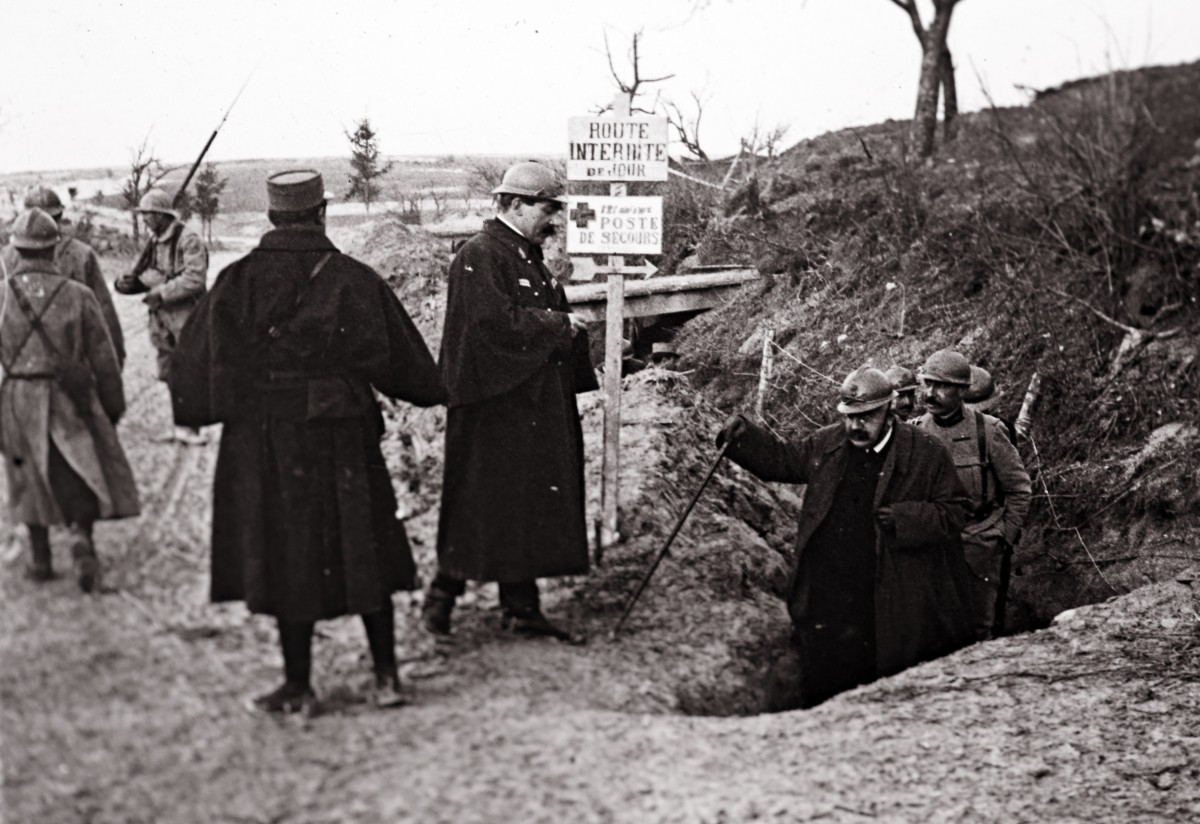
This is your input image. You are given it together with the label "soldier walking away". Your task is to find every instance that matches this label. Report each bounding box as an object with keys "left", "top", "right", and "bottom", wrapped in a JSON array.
[
  {"left": 883, "top": 364, "right": 919, "bottom": 421},
  {"left": 716, "top": 366, "right": 976, "bottom": 708},
  {"left": 113, "top": 187, "right": 209, "bottom": 445},
  {"left": 0, "top": 209, "right": 139, "bottom": 591},
  {"left": 1, "top": 187, "right": 125, "bottom": 368},
  {"left": 912, "top": 349, "right": 1032, "bottom": 640},
  {"left": 168, "top": 171, "right": 445, "bottom": 715},
  {"left": 425, "top": 161, "right": 597, "bottom": 645}
]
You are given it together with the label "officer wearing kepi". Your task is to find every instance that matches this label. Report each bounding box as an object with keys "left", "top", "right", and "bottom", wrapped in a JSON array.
[
  {"left": 0, "top": 209, "right": 139, "bottom": 591},
  {"left": 169, "top": 170, "right": 445, "bottom": 715},
  {"left": 1, "top": 187, "right": 124, "bottom": 367},
  {"left": 912, "top": 349, "right": 1031, "bottom": 639},
  {"left": 114, "top": 187, "right": 209, "bottom": 444}
]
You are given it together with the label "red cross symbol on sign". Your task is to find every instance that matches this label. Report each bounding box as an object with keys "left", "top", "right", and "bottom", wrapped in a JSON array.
[{"left": 569, "top": 202, "right": 596, "bottom": 229}]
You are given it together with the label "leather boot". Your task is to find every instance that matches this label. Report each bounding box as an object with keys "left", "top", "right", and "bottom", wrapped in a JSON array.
[
  {"left": 68, "top": 524, "right": 100, "bottom": 594},
  {"left": 420, "top": 587, "right": 456, "bottom": 636}
]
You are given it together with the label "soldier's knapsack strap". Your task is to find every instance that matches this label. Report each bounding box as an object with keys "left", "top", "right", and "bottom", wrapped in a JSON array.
[
  {"left": 265, "top": 252, "right": 334, "bottom": 342},
  {"left": 2, "top": 279, "right": 69, "bottom": 374}
]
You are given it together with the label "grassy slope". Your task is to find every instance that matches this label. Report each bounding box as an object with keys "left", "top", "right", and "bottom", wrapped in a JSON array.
[{"left": 673, "top": 60, "right": 1200, "bottom": 628}]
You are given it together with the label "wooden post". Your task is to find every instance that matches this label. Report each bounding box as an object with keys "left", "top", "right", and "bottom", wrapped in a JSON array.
[
  {"left": 597, "top": 93, "right": 633, "bottom": 559},
  {"left": 600, "top": 273, "right": 625, "bottom": 555},
  {"left": 756, "top": 326, "right": 775, "bottom": 420}
]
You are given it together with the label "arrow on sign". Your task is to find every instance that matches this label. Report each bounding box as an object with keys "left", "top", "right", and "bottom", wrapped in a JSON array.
[{"left": 570, "top": 258, "right": 658, "bottom": 281}]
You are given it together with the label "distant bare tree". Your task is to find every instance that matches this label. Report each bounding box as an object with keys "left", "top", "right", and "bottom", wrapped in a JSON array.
[
  {"left": 763, "top": 123, "right": 790, "bottom": 160},
  {"left": 664, "top": 92, "right": 710, "bottom": 161},
  {"left": 468, "top": 158, "right": 507, "bottom": 199},
  {"left": 887, "top": 0, "right": 965, "bottom": 157},
  {"left": 426, "top": 182, "right": 449, "bottom": 219},
  {"left": 121, "top": 136, "right": 175, "bottom": 242},
  {"left": 597, "top": 30, "right": 675, "bottom": 114}
]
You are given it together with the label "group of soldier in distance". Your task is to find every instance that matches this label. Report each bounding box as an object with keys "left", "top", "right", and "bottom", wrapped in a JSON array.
[{"left": 1, "top": 159, "right": 1032, "bottom": 713}]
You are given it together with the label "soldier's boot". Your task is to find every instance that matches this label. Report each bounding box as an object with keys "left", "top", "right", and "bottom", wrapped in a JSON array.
[
  {"left": 251, "top": 681, "right": 319, "bottom": 717},
  {"left": 68, "top": 523, "right": 100, "bottom": 594},
  {"left": 420, "top": 587, "right": 456, "bottom": 636},
  {"left": 371, "top": 667, "right": 408, "bottom": 709},
  {"left": 500, "top": 608, "right": 587, "bottom": 646},
  {"left": 24, "top": 525, "right": 55, "bottom": 582}
]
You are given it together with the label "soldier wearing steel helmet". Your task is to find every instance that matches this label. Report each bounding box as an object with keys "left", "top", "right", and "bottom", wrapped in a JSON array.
[
  {"left": 716, "top": 365, "right": 975, "bottom": 707},
  {"left": 0, "top": 209, "right": 139, "bottom": 591},
  {"left": 424, "top": 161, "right": 597, "bottom": 645},
  {"left": 113, "top": 187, "right": 209, "bottom": 444},
  {"left": 884, "top": 364, "right": 920, "bottom": 421},
  {"left": 912, "top": 349, "right": 1031, "bottom": 639},
  {"left": 167, "top": 170, "right": 445, "bottom": 714},
  {"left": 1, "top": 187, "right": 125, "bottom": 368}
]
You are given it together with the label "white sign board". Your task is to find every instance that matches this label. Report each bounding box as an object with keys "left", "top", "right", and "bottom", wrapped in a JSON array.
[
  {"left": 565, "top": 196, "right": 663, "bottom": 255},
  {"left": 567, "top": 116, "right": 669, "bottom": 181}
]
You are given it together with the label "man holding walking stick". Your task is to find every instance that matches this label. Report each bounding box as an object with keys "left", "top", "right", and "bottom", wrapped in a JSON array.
[{"left": 716, "top": 366, "right": 977, "bottom": 707}]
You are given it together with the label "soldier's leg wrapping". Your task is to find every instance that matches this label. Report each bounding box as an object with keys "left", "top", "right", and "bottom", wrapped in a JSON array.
[
  {"left": 26, "top": 524, "right": 52, "bottom": 579},
  {"left": 960, "top": 531, "right": 1005, "bottom": 641},
  {"left": 361, "top": 608, "right": 396, "bottom": 674},
  {"left": 498, "top": 580, "right": 540, "bottom": 616},
  {"left": 277, "top": 620, "right": 315, "bottom": 686}
]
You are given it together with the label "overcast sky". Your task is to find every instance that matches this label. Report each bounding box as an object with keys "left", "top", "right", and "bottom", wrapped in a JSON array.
[{"left": 1, "top": 0, "right": 1197, "bottom": 174}]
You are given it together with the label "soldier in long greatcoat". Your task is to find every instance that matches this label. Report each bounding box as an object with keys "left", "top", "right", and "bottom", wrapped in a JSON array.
[
  {"left": 114, "top": 187, "right": 208, "bottom": 444},
  {"left": 717, "top": 366, "right": 976, "bottom": 707},
  {"left": 912, "top": 349, "right": 1031, "bottom": 640},
  {"left": 169, "top": 170, "right": 445, "bottom": 714},
  {"left": 1, "top": 187, "right": 124, "bottom": 366},
  {"left": 423, "top": 161, "right": 597, "bottom": 644},
  {"left": 0, "top": 209, "right": 139, "bottom": 591}
]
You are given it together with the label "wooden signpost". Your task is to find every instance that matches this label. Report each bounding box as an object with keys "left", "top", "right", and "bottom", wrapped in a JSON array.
[{"left": 567, "top": 97, "right": 666, "bottom": 560}]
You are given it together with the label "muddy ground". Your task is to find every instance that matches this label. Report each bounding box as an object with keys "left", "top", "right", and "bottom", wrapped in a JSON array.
[{"left": 2, "top": 229, "right": 1198, "bottom": 823}]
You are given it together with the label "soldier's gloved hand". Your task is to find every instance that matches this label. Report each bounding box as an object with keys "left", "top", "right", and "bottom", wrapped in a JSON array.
[
  {"left": 715, "top": 414, "right": 749, "bottom": 448},
  {"left": 567, "top": 312, "right": 588, "bottom": 334},
  {"left": 142, "top": 288, "right": 165, "bottom": 310},
  {"left": 874, "top": 506, "right": 896, "bottom": 532},
  {"left": 113, "top": 272, "right": 147, "bottom": 295}
]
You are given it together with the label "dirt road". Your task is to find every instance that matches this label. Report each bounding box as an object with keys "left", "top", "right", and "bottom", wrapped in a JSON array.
[{"left": 2, "top": 239, "right": 1198, "bottom": 823}]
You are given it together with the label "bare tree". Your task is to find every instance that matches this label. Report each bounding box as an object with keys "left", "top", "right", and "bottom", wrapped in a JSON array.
[
  {"left": 664, "top": 92, "right": 710, "bottom": 161},
  {"left": 426, "top": 181, "right": 449, "bottom": 220},
  {"left": 887, "top": 0, "right": 965, "bottom": 157},
  {"left": 121, "top": 135, "right": 175, "bottom": 242},
  {"left": 763, "top": 123, "right": 790, "bottom": 160},
  {"left": 598, "top": 30, "right": 675, "bottom": 114}
]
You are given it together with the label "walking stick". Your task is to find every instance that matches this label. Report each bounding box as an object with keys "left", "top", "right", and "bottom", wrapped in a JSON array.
[{"left": 610, "top": 441, "right": 730, "bottom": 639}]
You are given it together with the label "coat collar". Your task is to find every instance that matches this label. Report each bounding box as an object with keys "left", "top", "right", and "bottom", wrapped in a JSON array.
[
  {"left": 10, "top": 257, "right": 59, "bottom": 278},
  {"left": 256, "top": 225, "right": 340, "bottom": 253},
  {"left": 483, "top": 218, "right": 543, "bottom": 262}
]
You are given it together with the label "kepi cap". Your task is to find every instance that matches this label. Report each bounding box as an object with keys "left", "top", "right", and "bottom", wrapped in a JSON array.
[
  {"left": 267, "top": 169, "right": 332, "bottom": 212},
  {"left": 11, "top": 208, "right": 61, "bottom": 250},
  {"left": 836, "top": 366, "right": 896, "bottom": 415}
]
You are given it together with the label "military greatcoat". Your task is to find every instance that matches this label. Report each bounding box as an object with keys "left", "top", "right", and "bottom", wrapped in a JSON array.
[
  {"left": 436, "top": 219, "right": 597, "bottom": 583},
  {"left": 725, "top": 420, "right": 977, "bottom": 693},
  {"left": 2, "top": 233, "right": 125, "bottom": 366},
  {"left": 139, "top": 219, "right": 208, "bottom": 380},
  {"left": 168, "top": 225, "right": 445, "bottom": 622},
  {"left": 0, "top": 259, "right": 139, "bottom": 525}
]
